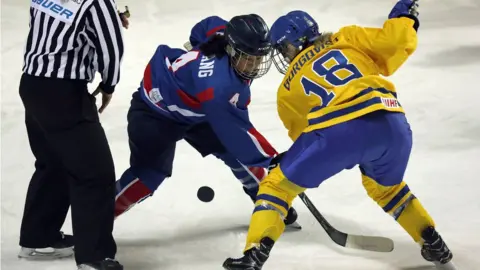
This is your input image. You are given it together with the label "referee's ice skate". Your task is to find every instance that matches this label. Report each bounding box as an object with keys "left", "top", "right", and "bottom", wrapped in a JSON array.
[{"left": 18, "top": 232, "right": 73, "bottom": 260}]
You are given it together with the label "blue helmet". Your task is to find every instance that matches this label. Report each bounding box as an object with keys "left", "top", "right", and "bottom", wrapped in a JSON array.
[{"left": 270, "top": 10, "right": 320, "bottom": 74}]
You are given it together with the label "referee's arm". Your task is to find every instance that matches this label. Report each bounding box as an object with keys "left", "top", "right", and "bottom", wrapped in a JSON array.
[{"left": 87, "top": 0, "right": 125, "bottom": 94}]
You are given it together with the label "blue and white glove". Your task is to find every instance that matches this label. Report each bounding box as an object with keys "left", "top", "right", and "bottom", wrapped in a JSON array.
[
  {"left": 389, "top": 0, "right": 420, "bottom": 31},
  {"left": 389, "top": 0, "right": 419, "bottom": 18}
]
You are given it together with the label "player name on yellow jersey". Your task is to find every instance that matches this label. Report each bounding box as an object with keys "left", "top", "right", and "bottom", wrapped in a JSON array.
[
  {"left": 277, "top": 17, "right": 417, "bottom": 141},
  {"left": 282, "top": 46, "right": 322, "bottom": 91}
]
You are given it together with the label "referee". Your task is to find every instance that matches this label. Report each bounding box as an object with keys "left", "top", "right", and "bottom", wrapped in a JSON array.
[{"left": 18, "top": 1, "right": 127, "bottom": 269}]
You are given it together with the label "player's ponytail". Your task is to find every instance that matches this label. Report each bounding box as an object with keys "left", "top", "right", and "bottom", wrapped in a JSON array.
[
  {"left": 313, "top": 32, "right": 334, "bottom": 51},
  {"left": 199, "top": 34, "right": 228, "bottom": 58}
]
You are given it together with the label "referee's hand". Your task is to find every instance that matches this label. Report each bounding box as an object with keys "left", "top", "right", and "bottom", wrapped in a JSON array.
[
  {"left": 92, "top": 87, "right": 112, "bottom": 114},
  {"left": 120, "top": 13, "right": 129, "bottom": 29},
  {"left": 119, "top": 6, "right": 130, "bottom": 29}
]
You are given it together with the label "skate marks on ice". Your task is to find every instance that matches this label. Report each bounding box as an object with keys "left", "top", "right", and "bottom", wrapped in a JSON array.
[
  {"left": 111, "top": 210, "right": 479, "bottom": 269},
  {"left": 278, "top": 211, "right": 475, "bottom": 270},
  {"left": 115, "top": 222, "right": 304, "bottom": 269},
  {"left": 113, "top": 212, "right": 373, "bottom": 269},
  {"left": 112, "top": 211, "right": 406, "bottom": 269},
  {"left": 115, "top": 223, "right": 251, "bottom": 270}
]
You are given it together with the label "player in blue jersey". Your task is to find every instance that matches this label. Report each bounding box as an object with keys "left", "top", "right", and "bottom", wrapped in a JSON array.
[{"left": 114, "top": 14, "right": 300, "bottom": 228}]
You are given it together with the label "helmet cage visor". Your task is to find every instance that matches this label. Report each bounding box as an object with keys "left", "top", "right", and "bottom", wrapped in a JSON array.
[
  {"left": 227, "top": 45, "right": 274, "bottom": 80},
  {"left": 272, "top": 37, "right": 307, "bottom": 75}
]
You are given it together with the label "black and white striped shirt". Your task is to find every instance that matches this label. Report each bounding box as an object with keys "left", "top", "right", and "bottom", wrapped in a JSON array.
[{"left": 23, "top": 0, "right": 124, "bottom": 93}]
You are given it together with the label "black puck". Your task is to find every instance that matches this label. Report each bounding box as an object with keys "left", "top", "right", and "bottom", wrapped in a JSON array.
[{"left": 197, "top": 186, "right": 214, "bottom": 202}]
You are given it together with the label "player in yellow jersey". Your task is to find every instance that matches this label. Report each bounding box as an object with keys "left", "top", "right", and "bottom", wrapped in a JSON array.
[{"left": 223, "top": 1, "right": 456, "bottom": 269}]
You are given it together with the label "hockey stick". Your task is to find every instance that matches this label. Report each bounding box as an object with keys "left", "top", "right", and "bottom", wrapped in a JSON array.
[
  {"left": 238, "top": 161, "right": 394, "bottom": 252},
  {"left": 298, "top": 192, "right": 394, "bottom": 252}
]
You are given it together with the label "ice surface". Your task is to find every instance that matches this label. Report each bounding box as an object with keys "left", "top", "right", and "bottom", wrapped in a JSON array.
[{"left": 2, "top": 0, "right": 480, "bottom": 269}]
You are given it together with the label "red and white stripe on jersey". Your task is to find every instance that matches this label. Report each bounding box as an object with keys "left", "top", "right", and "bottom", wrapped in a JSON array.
[
  {"left": 206, "top": 25, "right": 226, "bottom": 37},
  {"left": 246, "top": 127, "right": 278, "bottom": 158},
  {"left": 142, "top": 61, "right": 205, "bottom": 117},
  {"left": 176, "top": 87, "right": 214, "bottom": 109},
  {"left": 231, "top": 165, "right": 267, "bottom": 188},
  {"left": 115, "top": 178, "right": 152, "bottom": 217}
]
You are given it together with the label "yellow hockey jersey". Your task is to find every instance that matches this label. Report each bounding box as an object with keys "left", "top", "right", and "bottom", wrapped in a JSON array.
[{"left": 277, "top": 17, "right": 418, "bottom": 141}]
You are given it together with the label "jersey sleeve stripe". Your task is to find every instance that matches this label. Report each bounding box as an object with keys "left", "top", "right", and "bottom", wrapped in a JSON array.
[
  {"left": 206, "top": 25, "right": 226, "bottom": 37},
  {"left": 247, "top": 128, "right": 278, "bottom": 158}
]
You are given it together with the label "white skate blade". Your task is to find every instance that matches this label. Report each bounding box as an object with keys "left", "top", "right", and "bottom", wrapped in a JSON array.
[
  {"left": 434, "top": 261, "right": 457, "bottom": 270},
  {"left": 18, "top": 247, "right": 74, "bottom": 260},
  {"left": 77, "top": 264, "right": 98, "bottom": 270}
]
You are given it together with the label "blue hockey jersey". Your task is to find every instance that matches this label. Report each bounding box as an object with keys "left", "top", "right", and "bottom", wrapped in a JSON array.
[
  {"left": 137, "top": 16, "right": 277, "bottom": 168},
  {"left": 189, "top": 15, "right": 227, "bottom": 47}
]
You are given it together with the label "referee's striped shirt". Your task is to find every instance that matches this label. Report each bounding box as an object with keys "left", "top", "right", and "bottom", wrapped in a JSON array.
[{"left": 23, "top": 0, "right": 124, "bottom": 93}]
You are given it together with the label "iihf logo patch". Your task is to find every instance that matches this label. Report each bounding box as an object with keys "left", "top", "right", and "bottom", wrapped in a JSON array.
[{"left": 381, "top": 97, "right": 400, "bottom": 108}]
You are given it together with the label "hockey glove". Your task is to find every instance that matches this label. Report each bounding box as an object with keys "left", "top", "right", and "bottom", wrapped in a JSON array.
[
  {"left": 389, "top": 0, "right": 420, "bottom": 31},
  {"left": 268, "top": 152, "right": 285, "bottom": 172}
]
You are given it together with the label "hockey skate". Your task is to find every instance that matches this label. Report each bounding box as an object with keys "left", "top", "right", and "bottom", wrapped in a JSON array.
[
  {"left": 421, "top": 226, "right": 456, "bottom": 270},
  {"left": 223, "top": 237, "right": 274, "bottom": 270},
  {"left": 18, "top": 232, "right": 74, "bottom": 260},
  {"left": 77, "top": 258, "right": 124, "bottom": 270},
  {"left": 284, "top": 206, "right": 302, "bottom": 231}
]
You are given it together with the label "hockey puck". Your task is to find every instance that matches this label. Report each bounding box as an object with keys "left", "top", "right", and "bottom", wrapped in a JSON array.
[{"left": 197, "top": 186, "right": 214, "bottom": 202}]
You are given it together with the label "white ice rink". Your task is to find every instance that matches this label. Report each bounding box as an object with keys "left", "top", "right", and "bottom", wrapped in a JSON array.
[{"left": 2, "top": 0, "right": 480, "bottom": 269}]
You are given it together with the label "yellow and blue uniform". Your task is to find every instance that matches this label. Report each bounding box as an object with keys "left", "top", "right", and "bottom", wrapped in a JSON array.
[
  {"left": 278, "top": 17, "right": 414, "bottom": 141},
  {"left": 244, "top": 16, "right": 435, "bottom": 252}
]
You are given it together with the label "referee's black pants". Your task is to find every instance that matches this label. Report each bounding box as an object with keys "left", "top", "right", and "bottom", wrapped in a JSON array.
[{"left": 18, "top": 74, "right": 117, "bottom": 264}]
